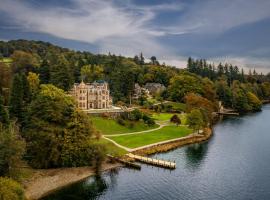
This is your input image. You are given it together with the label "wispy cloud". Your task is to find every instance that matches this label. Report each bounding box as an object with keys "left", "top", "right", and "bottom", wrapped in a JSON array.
[
  {"left": 0, "top": 0, "right": 182, "bottom": 57},
  {"left": 168, "top": 0, "right": 270, "bottom": 34},
  {"left": 0, "top": 0, "right": 270, "bottom": 72}
]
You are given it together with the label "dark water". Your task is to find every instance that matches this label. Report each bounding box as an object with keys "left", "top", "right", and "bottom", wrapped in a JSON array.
[{"left": 43, "top": 105, "right": 270, "bottom": 200}]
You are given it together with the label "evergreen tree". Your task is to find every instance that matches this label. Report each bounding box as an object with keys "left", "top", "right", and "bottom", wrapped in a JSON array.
[
  {"left": 39, "top": 59, "right": 50, "bottom": 84},
  {"left": 50, "top": 55, "right": 74, "bottom": 91},
  {"left": 139, "top": 52, "right": 144, "bottom": 66},
  {"left": 9, "top": 74, "right": 23, "bottom": 122},
  {"left": 21, "top": 73, "right": 31, "bottom": 104},
  {"left": 0, "top": 95, "right": 9, "bottom": 125}
]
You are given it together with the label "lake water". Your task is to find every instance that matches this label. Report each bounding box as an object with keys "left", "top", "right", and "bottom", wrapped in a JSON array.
[{"left": 43, "top": 105, "right": 270, "bottom": 200}]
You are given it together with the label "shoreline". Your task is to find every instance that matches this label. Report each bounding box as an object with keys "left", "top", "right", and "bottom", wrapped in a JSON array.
[
  {"left": 23, "top": 162, "right": 122, "bottom": 200},
  {"left": 24, "top": 129, "right": 212, "bottom": 200}
]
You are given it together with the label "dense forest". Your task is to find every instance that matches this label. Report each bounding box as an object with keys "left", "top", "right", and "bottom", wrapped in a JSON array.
[{"left": 1, "top": 40, "right": 270, "bottom": 199}]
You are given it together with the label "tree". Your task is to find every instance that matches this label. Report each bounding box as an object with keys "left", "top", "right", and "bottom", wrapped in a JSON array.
[
  {"left": 0, "top": 95, "right": 9, "bottom": 125},
  {"left": 50, "top": 55, "right": 74, "bottom": 91},
  {"left": 23, "top": 84, "right": 103, "bottom": 168},
  {"left": 0, "top": 177, "right": 25, "bottom": 200},
  {"left": 11, "top": 50, "right": 39, "bottom": 73},
  {"left": 202, "top": 78, "right": 216, "bottom": 101},
  {"left": 0, "top": 62, "right": 11, "bottom": 96},
  {"left": 215, "top": 76, "right": 232, "bottom": 107},
  {"left": 139, "top": 52, "right": 144, "bottom": 66},
  {"left": 0, "top": 122, "right": 25, "bottom": 177},
  {"left": 39, "top": 59, "right": 50, "bottom": 84},
  {"left": 80, "top": 64, "right": 104, "bottom": 83},
  {"left": 8, "top": 74, "right": 23, "bottom": 122},
  {"left": 21, "top": 73, "right": 31, "bottom": 104},
  {"left": 170, "top": 114, "right": 181, "bottom": 126},
  {"left": 186, "top": 109, "right": 204, "bottom": 134},
  {"left": 150, "top": 56, "right": 159, "bottom": 65},
  {"left": 27, "top": 72, "right": 40, "bottom": 95},
  {"left": 231, "top": 81, "right": 250, "bottom": 112},
  {"left": 185, "top": 93, "right": 215, "bottom": 126},
  {"left": 168, "top": 74, "right": 202, "bottom": 102},
  {"left": 247, "top": 92, "right": 262, "bottom": 111},
  {"left": 130, "top": 109, "right": 143, "bottom": 121}
]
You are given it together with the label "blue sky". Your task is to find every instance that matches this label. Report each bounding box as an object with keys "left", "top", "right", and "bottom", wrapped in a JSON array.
[{"left": 0, "top": 0, "right": 270, "bottom": 73}]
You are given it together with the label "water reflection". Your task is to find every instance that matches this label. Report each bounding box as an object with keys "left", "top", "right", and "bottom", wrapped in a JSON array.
[
  {"left": 43, "top": 175, "right": 108, "bottom": 200},
  {"left": 185, "top": 142, "right": 208, "bottom": 169},
  {"left": 43, "top": 106, "right": 270, "bottom": 200}
]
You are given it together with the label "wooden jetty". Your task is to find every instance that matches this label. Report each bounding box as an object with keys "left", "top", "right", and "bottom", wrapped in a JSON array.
[
  {"left": 215, "top": 111, "right": 239, "bottom": 116},
  {"left": 127, "top": 153, "right": 176, "bottom": 169},
  {"left": 107, "top": 154, "right": 141, "bottom": 170}
]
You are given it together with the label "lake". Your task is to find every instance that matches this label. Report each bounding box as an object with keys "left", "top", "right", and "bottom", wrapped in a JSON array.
[{"left": 43, "top": 105, "right": 270, "bottom": 200}]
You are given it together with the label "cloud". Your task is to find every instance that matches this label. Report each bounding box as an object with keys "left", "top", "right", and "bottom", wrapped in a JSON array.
[
  {"left": 0, "top": 0, "right": 182, "bottom": 57},
  {"left": 165, "top": 0, "right": 270, "bottom": 34},
  {"left": 0, "top": 0, "right": 270, "bottom": 72}
]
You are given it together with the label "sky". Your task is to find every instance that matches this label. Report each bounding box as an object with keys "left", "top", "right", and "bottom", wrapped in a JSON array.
[{"left": 0, "top": 0, "right": 270, "bottom": 73}]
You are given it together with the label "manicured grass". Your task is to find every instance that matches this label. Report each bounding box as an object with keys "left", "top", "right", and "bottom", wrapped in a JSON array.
[
  {"left": 108, "top": 125, "right": 193, "bottom": 148},
  {"left": 164, "top": 102, "right": 186, "bottom": 111},
  {"left": 94, "top": 138, "right": 127, "bottom": 156},
  {"left": 152, "top": 113, "right": 187, "bottom": 124},
  {"left": 91, "top": 117, "right": 158, "bottom": 135}
]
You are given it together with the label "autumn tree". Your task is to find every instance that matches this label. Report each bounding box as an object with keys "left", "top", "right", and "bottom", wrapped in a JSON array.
[
  {"left": 11, "top": 50, "right": 39, "bottom": 73},
  {"left": 27, "top": 72, "right": 40, "bottom": 95},
  {"left": 185, "top": 93, "right": 215, "bottom": 126}
]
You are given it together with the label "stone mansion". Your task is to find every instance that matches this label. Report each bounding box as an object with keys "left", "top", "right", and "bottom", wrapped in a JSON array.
[{"left": 70, "top": 80, "right": 113, "bottom": 110}]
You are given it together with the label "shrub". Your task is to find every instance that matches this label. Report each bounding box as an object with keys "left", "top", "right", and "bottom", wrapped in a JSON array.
[
  {"left": 146, "top": 118, "right": 155, "bottom": 126},
  {"left": 142, "top": 115, "right": 155, "bottom": 126},
  {"left": 170, "top": 114, "right": 181, "bottom": 126},
  {"left": 116, "top": 118, "right": 125, "bottom": 126},
  {"left": 0, "top": 177, "right": 25, "bottom": 200},
  {"left": 130, "top": 109, "right": 142, "bottom": 121}
]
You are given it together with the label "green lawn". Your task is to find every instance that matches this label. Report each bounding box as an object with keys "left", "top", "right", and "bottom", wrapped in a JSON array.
[
  {"left": 91, "top": 117, "right": 158, "bottom": 135},
  {"left": 0, "top": 57, "right": 12, "bottom": 63},
  {"left": 164, "top": 102, "right": 186, "bottom": 111},
  {"left": 152, "top": 113, "right": 187, "bottom": 124},
  {"left": 108, "top": 125, "right": 193, "bottom": 148},
  {"left": 93, "top": 138, "right": 127, "bottom": 157}
]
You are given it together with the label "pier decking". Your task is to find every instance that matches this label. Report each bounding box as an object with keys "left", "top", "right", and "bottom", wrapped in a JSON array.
[{"left": 127, "top": 153, "right": 176, "bottom": 169}]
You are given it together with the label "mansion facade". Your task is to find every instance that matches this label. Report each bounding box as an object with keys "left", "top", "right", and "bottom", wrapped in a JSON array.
[{"left": 70, "top": 81, "right": 113, "bottom": 110}]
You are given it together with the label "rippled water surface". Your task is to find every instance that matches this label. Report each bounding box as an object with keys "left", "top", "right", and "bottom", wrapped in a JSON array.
[{"left": 43, "top": 105, "right": 270, "bottom": 200}]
